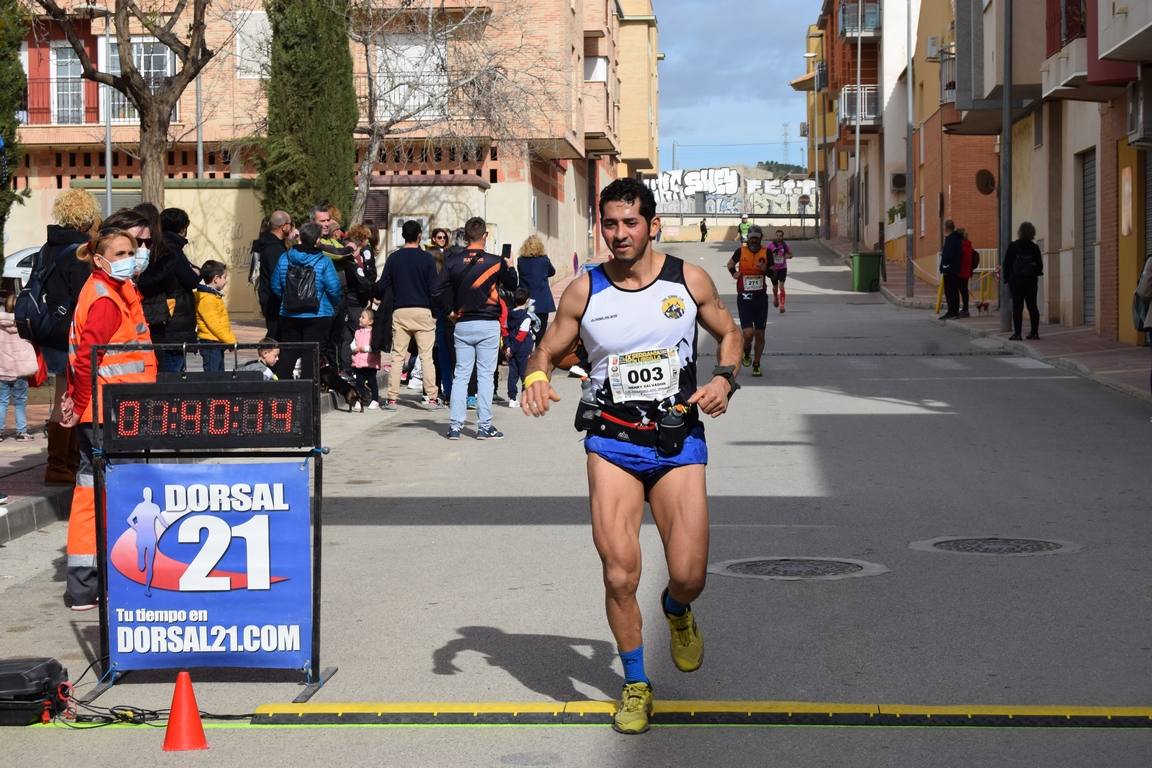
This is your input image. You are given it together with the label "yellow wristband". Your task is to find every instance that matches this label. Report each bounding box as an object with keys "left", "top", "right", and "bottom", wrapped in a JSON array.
[{"left": 523, "top": 371, "right": 550, "bottom": 389}]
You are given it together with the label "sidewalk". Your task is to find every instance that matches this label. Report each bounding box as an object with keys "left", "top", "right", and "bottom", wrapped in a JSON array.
[{"left": 820, "top": 236, "right": 1152, "bottom": 404}]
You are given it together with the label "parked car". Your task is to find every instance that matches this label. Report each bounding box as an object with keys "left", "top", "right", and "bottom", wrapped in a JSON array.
[{"left": 2, "top": 246, "right": 38, "bottom": 287}]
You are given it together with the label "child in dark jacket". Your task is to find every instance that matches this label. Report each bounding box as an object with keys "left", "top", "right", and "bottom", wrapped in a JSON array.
[{"left": 503, "top": 287, "right": 540, "bottom": 408}]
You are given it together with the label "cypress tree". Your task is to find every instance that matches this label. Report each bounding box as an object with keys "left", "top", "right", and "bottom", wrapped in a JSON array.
[
  {"left": 0, "top": 1, "right": 29, "bottom": 261},
  {"left": 261, "top": 0, "right": 358, "bottom": 221}
]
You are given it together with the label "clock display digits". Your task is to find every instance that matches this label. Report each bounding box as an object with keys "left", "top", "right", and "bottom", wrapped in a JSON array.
[
  {"left": 179, "top": 399, "right": 203, "bottom": 435},
  {"left": 145, "top": 398, "right": 169, "bottom": 436},
  {"left": 270, "top": 398, "right": 293, "bottom": 433},
  {"left": 239, "top": 398, "right": 264, "bottom": 434},
  {"left": 208, "top": 399, "right": 230, "bottom": 435},
  {"left": 118, "top": 400, "right": 140, "bottom": 436}
]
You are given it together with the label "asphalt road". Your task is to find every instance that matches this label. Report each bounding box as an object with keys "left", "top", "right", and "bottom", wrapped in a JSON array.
[{"left": 3, "top": 238, "right": 1151, "bottom": 766}]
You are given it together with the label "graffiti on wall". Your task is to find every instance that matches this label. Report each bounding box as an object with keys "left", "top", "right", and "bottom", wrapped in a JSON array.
[{"left": 646, "top": 168, "right": 818, "bottom": 216}]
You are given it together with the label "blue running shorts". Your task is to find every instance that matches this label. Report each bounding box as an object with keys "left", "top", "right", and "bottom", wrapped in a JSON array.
[{"left": 586, "top": 424, "right": 708, "bottom": 491}]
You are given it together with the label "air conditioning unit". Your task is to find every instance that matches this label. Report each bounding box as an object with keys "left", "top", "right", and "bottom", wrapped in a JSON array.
[
  {"left": 891, "top": 173, "right": 906, "bottom": 191},
  {"left": 926, "top": 36, "right": 941, "bottom": 61},
  {"left": 1127, "top": 65, "right": 1152, "bottom": 148}
]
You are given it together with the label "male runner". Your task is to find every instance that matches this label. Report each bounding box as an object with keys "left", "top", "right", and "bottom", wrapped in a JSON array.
[
  {"left": 726, "top": 225, "right": 769, "bottom": 377},
  {"left": 737, "top": 214, "right": 751, "bottom": 244},
  {"left": 766, "top": 229, "right": 792, "bottom": 312},
  {"left": 521, "top": 178, "right": 742, "bottom": 735}
]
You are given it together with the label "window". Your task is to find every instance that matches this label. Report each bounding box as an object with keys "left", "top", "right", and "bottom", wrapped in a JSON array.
[
  {"left": 233, "top": 11, "right": 271, "bottom": 79},
  {"left": 919, "top": 194, "right": 925, "bottom": 236},
  {"left": 584, "top": 56, "right": 608, "bottom": 82},
  {"left": 918, "top": 122, "right": 925, "bottom": 165},
  {"left": 1033, "top": 105, "right": 1044, "bottom": 148},
  {"left": 375, "top": 34, "right": 448, "bottom": 121},
  {"left": 100, "top": 38, "right": 177, "bottom": 123},
  {"left": 51, "top": 43, "right": 83, "bottom": 124}
]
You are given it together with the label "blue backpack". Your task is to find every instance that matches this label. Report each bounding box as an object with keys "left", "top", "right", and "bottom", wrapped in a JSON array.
[{"left": 14, "top": 243, "right": 79, "bottom": 346}]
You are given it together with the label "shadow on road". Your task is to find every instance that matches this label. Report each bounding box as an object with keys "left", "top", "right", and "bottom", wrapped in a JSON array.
[{"left": 432, "top": 625, "right": 621, "bottom": 701}]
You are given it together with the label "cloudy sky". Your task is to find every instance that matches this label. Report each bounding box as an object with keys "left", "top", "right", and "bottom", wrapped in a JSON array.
[{"left": 654, "top": 0, "right": 813, "bottom": 171}]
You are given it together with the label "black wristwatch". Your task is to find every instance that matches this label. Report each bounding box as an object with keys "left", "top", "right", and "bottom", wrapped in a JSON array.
[{"left": 711, "top": 365, "right": 740, "bottom": 397}]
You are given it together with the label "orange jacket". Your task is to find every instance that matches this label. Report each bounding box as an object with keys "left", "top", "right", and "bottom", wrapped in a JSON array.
[{"left": 68, "top": 272, "right": 157, "bottom": 423}]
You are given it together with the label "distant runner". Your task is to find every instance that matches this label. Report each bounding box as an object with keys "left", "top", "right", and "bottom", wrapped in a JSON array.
[
  {"left": 737, "top": 214, "right": 751, "bottom": 244},
  {"left": 766, "top": 229, "right": 792, "bottom": 312},
  {"left": 726, "top": 225, "right": 769, "bottom": 377}
]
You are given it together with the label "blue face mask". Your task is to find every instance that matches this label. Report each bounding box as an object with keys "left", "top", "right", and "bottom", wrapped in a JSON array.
[
  {"left": 102, "top": 255, "right": 137, "bottom": 282},
  {"left": 134, "top": 246, "right": 151, "bottom": 276}
]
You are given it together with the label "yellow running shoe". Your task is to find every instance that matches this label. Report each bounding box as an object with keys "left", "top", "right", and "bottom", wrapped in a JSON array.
[
  {"left": 664, "top": 594, "right": 704, "bottom": 672},
  {"left": 613, "top": 681, "right": 654, "bottom": 734}
]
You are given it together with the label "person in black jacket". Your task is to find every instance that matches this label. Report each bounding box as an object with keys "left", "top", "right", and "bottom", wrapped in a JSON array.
[
  {"left": 516, "top": 234, "right": 556, "bottom": 342},
  {"left": 1003, "top": 221, "right": 1044, "bottom": 340},
  {"left": 252, "top": 210, "right": 293, "bottom": 338},
  {"left": 136, "top": 208, "right": 200, "bottom": 372},
  {"left": 938, "top": 219, "right": 963, "bottom": 320},
  {"left": 433, "top": 216, "right": 517, "bottom": 440},
  {"left": 40, "top": 189, "right": 99, "bottom": 485}
]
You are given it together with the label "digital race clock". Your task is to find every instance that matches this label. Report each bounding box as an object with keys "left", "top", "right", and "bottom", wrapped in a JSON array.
[{"left": 101, "top": 380, "right": 314, "bottom": 450}]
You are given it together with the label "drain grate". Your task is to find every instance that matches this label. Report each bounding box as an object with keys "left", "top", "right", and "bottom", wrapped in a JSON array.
[
  {"left": 910, "top": 536, "right": 1080, "bottom": 556},
  {"left": 709, "top": 557, "right": 888, "bottom": 581}
]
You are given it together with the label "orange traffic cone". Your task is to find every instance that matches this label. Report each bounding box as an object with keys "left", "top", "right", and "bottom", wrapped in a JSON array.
[{"left": 162, "top": 671, "right": 208, "bottom": 751}]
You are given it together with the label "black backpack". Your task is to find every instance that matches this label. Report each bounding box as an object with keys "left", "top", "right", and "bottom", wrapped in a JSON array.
[
  {"left": 15, "top": 243, "right": 80, "bottom": 346},
  {"left": 1013, "top": 247, "right": 1038, "bottom": 279},
  {"left": 282, "top": 259, "right": 320, "bottom": 314}
]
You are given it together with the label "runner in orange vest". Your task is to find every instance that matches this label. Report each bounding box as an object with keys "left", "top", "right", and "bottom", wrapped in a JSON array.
[
  {"left": 60, "top": 229, "right": 157, "bottom": 610},
  {"left": 725, "top": 226, "right": 770, "bottom": 376}
]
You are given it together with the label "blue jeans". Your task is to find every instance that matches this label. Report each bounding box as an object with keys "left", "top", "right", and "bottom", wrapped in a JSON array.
[
  {"left": 199, "top": 345, "right": 224, "bottom": 372},
  {"left": 450, "top": 320, "right": 500, "bottom": 429},
  {"left": 0, "top": 377, "right": 29, "bottom": 433},
  {"left": 158, "top": 349, "right": 187, "bottom": 373}
]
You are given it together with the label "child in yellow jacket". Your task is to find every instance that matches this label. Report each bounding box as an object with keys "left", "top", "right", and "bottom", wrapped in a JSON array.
[{"left": 195, "top": 260, "right": 236, "bottom": 372}]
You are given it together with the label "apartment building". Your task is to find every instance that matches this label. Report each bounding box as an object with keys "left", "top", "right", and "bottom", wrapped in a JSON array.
[
  {"left": 11, "top": 1, "right": 660, "bottom": 317},
  {"left": 796, "top": 0, "right": 1152, "bottom": 347},
  {"left": 795, "top": 0, "right": 884, "bottom": 251}
]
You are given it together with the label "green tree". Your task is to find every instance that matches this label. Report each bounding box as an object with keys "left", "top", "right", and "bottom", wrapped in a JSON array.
[
  {"left": 260, "top": 0, "right": 358, "bottom": 221},
  {"left": 756, "top": 160, "right": 807, "bottom": 176},
  {"left": 0, "top": 1, "right": 30, "bottom": 261}
]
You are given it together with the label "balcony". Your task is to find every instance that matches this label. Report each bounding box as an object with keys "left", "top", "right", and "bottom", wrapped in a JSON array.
[
  {"left": 1098, "top": 0, "right": 1152, "bottom": 61},
  {"left": 940, "top": 50, "right": 957, "bottom": 104},
  {"left": 838, "top": 1, "right": 881, "bottom": 38},
  {"left": 18, "top": 77, "right": 174, "bottom": 127},
  {"left": 839, "top": 85, "right": 880, "bottom": 127},
  {"left": 354, "top": 74, "right": 451, "bottom": 124},
  {"left": 582, "top": 79, "right": 619, "bottom": 154},
  {"left": 1045, "top": 0, "right": 1086, "bottom": 59}
]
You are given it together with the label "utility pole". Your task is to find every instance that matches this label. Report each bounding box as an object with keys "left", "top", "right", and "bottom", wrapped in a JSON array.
[
  {"left": 904, "top": 0, "right": 915, "bottom": 297},
  {"left": 999, "top": 0, "right": 1013, "bottom": 331},
  {"left": 852, "top": 0, "right": 864, "bottom": 254},
  {"left": 782, "top": 122, "right": 790, "bottom": 167}
]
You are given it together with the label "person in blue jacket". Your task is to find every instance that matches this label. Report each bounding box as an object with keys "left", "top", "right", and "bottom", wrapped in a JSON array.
[
  {"left": 516, "top": 235, "right": 556, "bottom": 343},
  {"left": 270, "top": 221, "right": 342, "bottom": 381}
]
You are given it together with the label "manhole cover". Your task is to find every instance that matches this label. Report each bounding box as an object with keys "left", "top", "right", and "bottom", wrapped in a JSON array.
[
  {"left": 910, "top": 536, "right": 1081, "bottom": 556},
  {"left": 709, "top": 557, "right": 888, "bottom": 581}
]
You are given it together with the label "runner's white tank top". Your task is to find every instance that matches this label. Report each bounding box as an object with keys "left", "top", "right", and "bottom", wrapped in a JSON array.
[{"left": 579, "top": 256, "right": 699, "bottom": 414}]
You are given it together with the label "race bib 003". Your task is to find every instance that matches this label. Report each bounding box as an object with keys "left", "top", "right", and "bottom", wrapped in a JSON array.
[{"left": 608, "top": 348, "right": 680, "bottom": 402}]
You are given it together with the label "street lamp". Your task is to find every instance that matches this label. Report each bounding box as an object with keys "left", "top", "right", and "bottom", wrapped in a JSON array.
[{"left": 804, "top": 47, "right": 824, "bottom": 241}]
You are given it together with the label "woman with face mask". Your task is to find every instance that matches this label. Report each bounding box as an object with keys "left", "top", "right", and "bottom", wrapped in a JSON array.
[{"left": 59, "top": 229, "right": 158, "bottom": 611}]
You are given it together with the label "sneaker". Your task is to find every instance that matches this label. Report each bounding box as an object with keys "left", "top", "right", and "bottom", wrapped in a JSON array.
[
  {"left": 1026, "top": 333, "right": 1040, "bottom": 340},
  {"left": 507, "top": 399, "right": 520, "bottom": 408},
  {"left": 475, "top": 424, "right": 504, "bottom": 440},
  {"left": 663, "top": 589, "right": 703, "bottom": 672},
  {"left": 958, "top": 309, "right": 971, "bottom": 318},
  {"left": 751, "top": 363, "right": 762, "bottom": 377},
  {"left": 382, "top": 400, "right": 399, "bottom": 411},
  {"left": 779, "top": 305, "right": 786, "bottom": 313},
  {"left": 612, "top": 682, "right": 654, "bottom": 735},
  {"left": 741, "top": 353, "right": 752, "bottom": 367},
  {"left": 1008, "top": 334, "right": 1023, "bottom": 341},
  {"left": 0, "top": 492, "right": 9, "bottom": 505},
  {"left": 446, "top": 427, "right": 461, "bottom": 440},
  {"left": 772, "top": 295, "right": 779, "bottom": 307},
  {"left": 406, "top": 377, "right": 424, "bottom": 392},
  {"left": 65, "top": 594, "right": 98, "bottom": 612},
  {"left": 14, "top": 432, "right": 33, "bottom": 441},
  {"left": 424, "top": 398, "right": 446, "bottom": 410},
  {"left": 466, "top": 396, "right": 478, "bottom": 410},
  {"left": 938, "top": 313, "right": 959, "bottom": 321},
  {"left": 367, "top": 400, "right": 380, "bottom": 410}
]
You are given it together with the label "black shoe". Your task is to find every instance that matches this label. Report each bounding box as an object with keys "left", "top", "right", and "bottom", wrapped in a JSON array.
[
  {"left": 1026, "top": 333, "right": 1040, "bottom": 340},
  {"left": 958, "top": 310, "right": 970, "bottom": 318},
  {"left": 938, "top": 313, "right": 959, "bottom": 320},
  {"left": 1008, "top": 334, "right": 1022, "bottom": 341}
]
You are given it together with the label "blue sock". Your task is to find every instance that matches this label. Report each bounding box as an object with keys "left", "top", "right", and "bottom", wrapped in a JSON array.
[
  {"left": 663, "top": 589, "right": 689, "bottom": 617},
  {"left": 619, "top": 645, "right": 648, "bottom": 684}
]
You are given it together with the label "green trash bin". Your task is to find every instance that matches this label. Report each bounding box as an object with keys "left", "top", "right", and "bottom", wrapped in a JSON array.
[{"left": 851, "top": 251, "right": 883, "bottom": 292}]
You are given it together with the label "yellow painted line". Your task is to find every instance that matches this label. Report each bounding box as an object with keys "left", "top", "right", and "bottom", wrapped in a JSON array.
[
  {"left": 255, "top": 701, "right": 1152, "bottom": 719},
  {"left": 654, "top": 700, "right": 878, "bottom": 715}
]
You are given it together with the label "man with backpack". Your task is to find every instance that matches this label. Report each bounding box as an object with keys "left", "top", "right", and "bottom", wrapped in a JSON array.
[
  {"left": 251, "top": 210, "right": 293, "bottom": 338},
  {"left": 955, "top": 228, "right": 979, "bottom": 317},
  {"left": 270, "top": 221, "right": 343, "bottom": 382},
  {"left": 938, "top": 219, "right": 964, "bottom": 320}
]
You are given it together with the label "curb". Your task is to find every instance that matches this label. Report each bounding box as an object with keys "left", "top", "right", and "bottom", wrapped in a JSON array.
[{"left": 0, "top": 476, "right": 72, "bottom": 546}]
